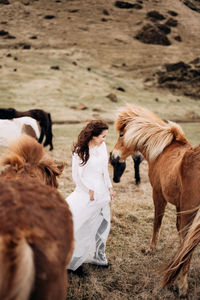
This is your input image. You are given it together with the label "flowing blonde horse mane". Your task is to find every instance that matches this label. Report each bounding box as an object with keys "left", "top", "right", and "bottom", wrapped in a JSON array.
[{"left": 115, "top": 104, "right": 188, "bottom": 161}]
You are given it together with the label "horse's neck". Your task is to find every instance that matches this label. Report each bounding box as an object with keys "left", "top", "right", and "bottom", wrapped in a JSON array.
[{"left": 147, "top": 141, "right": 190, "bottom": 168}]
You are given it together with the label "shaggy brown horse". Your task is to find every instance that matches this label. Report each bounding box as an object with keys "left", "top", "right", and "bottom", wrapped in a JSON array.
[
  {"left": 110, "top": 104, "right": 200, "bottom": 296},
  {"left": 0, "top": 108, "right": 53, "bottom": 150},
  {"left": 0, "top": 135, "right": 73, "bottom": 300}
]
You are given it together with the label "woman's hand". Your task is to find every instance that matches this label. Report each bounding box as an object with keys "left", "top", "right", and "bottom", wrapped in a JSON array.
[
  {"left": 89, "top": 189, "right": 94, "bottom": 201},
  {"left": 109, "top": 187, "right": 114, "bottom": 200}
]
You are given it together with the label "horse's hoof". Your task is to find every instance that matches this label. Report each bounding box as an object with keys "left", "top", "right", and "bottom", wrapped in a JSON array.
[
  {"left": 68, "top": 266, "right": 87, "bottom": 277},
  {"left": 141, "top": 247, "right": 155, "bottom": 255},
  {"left": 179, "top": 294, "right": 188, "bottom": 299},
  {"left": 178, "top": 279, "right": 188, "bottom": 298},
  {"left": 179, "top": 288, "right": 188, "bottom": 299}
]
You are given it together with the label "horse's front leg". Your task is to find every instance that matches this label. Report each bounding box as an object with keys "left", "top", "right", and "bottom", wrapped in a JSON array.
[
  {"left": 146, "top": 190, "right": 167, "bottom": 253},
  {"left": 133, "top": 156, "right": 141, "bottom": 185}
]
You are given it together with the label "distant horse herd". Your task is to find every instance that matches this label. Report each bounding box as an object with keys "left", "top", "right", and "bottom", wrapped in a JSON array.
[{"left": 0, "top": 104, "right": 200, "bottom": 298}]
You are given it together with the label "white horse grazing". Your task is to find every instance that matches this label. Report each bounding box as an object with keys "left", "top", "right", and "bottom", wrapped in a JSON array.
[{"left": 0, "top": 116, "right": 40, "bottom": 146}]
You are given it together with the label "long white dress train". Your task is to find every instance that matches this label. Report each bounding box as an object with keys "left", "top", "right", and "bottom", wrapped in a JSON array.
[{"left": 66, "top": 142, "right": 112, "bottom": 271}]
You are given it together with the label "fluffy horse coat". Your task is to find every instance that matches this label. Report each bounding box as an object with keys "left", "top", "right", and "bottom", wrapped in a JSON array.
[
  {"left": 111, "top": 104, "right": 200, "bottom": 296},
  {"left": 0, "top": 135, "right": 73, "bottom": 300}
]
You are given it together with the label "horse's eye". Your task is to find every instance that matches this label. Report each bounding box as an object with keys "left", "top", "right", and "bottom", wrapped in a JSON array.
[{"left": 119, "top": 134, "right": 124, "bottom": 137}]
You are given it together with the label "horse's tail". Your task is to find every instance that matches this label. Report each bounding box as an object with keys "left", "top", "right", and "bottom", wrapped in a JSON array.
[
  {"left": 0, "top": 235, "right": 35, "bottom": 300},
  {"left": 161, "top": 207, "right": 200, "bottom": 287},
  {"left": 47, "top": 112, "right": 52, "bottom": 124}
]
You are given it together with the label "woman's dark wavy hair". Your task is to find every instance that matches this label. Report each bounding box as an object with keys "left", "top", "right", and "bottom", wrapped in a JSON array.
[{"left": 73, "top": 120, "right": 109, "bottom": 165}]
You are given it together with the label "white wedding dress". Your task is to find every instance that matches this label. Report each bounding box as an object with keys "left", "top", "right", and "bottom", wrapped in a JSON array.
[{"left": 66, "top": 142, "right": 112, "bottom": 271}]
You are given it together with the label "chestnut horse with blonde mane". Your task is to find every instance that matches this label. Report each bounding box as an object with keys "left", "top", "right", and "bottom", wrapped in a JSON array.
[
  {"left": 0, "top": 135, "right": 73, "bottom": 300},
  {"left": 110, "top": 104, "right": 200, "bottom": 296}
]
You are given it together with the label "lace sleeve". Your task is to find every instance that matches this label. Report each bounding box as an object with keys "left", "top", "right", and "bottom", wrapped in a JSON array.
[{"left": 72, "top": 153, "right": 92, "bottom": 193}]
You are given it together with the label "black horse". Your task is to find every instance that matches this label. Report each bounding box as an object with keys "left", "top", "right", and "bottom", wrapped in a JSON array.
[
  {"left": 0, "top": 108, "right": 53, "bottom": 150},
  {"left": 110, "top": 151, "right": 144, "bottom": 184}
]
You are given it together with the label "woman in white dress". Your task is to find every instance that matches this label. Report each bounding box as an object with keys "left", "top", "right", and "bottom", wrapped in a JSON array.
[{"left": 66, "top": 120, "right": 114, "bottom": 273}]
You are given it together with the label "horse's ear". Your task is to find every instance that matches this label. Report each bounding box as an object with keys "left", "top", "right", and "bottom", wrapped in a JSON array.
[
  {"left": 39, "top": 158, "right": 66, "bottom": 180},
  {"left": 48, "top": 161, "right": 66, "bottom": 177},
  {"left": 39, "top": 160, "right": 66, "bottom": 175},
  {"left": 43, "top": 162, "right": 66, "bottom": 188},
  {"left": 115, "top": 117, "right": 127, "bottom": 132},
  {"left": 56, "top": 162, "right": 66, "bottom": 175},
  {"left": 1, "top": 154, "right": 24, "bottom": 169}
]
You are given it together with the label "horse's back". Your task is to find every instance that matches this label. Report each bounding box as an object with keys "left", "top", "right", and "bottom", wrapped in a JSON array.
[
  {"left": 179, "top": 145, "right": 200, "bottom": 207},
  {"left": 0, "top": 118, "right": 22, "bottom": 146},
  {"left": 181, "top": 145, "right": 200, "bottom": 172},
  {"left": 0, "top": 117, "right": 40, "bottom": 146},
  {"left": 0, "top": 179, "right": 72, "bottom": 240}
]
